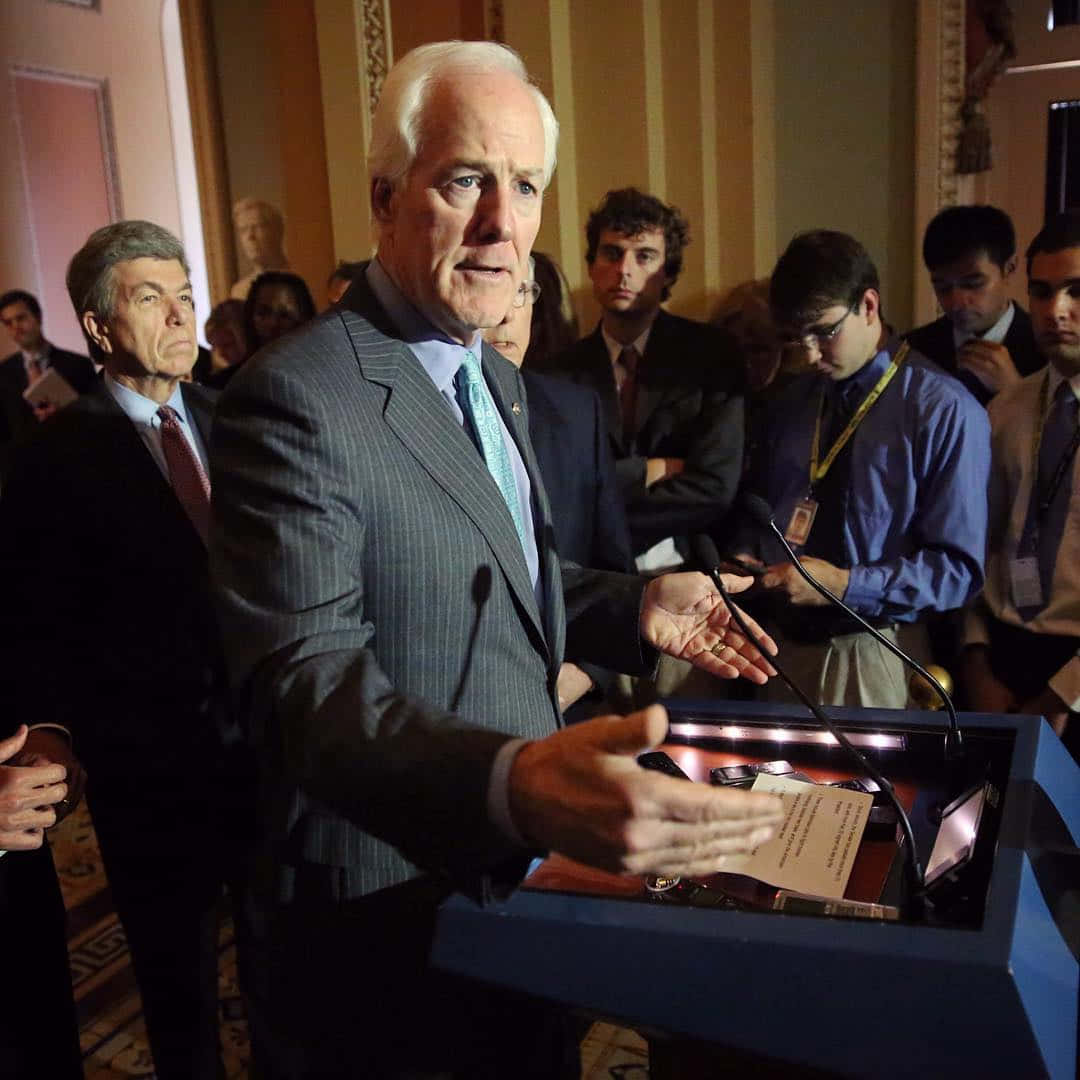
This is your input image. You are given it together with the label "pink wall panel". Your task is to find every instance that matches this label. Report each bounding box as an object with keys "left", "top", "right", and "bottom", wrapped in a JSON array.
[{"left": 12, "top": 72, "right": 115, "bottom": 351}]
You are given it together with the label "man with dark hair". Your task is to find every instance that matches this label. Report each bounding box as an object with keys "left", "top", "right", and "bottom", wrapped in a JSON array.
[
  {"left": 0, "top": 220, "right": 253, "bottom": 1080},
  {"left": 0, "top": 288, "right": 95, "bottom": 470},
  {"left": 543, "top": 187, "right": 745, "bottom": 567},
  {"left": 737, "top": 229, "right": 990, "bottom": 706},
  {"left": 906, "top": 204, "right": 1043, "bottom": 405},
  {"left": 962, "top": 211, "right": 1080, "bottom": 755},
  {"left": 326, "top": 259, "right": 367, "bottom": 305}
]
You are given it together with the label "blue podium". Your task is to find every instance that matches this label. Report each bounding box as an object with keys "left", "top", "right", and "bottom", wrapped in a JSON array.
[{"left": 433, "top": 703, "right": 1079, "bottom": 1078}]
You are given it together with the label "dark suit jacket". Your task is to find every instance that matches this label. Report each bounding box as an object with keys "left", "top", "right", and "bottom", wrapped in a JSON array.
[
  {"left": 209, "top": 275, "right": 650, "bottom": 904},
  {"left": 0, "top": 346, "right": 96, "bottom": 466},
  {"left": 522, "top": 370, "right": 632, "bottom": 573},
  {"left": 540, "top": 310, "right": 745, "bottom": 554},
  {"left": 903, "top": 305, "right": 1043, "bottom": 406},
  {"left": 0, "top": 381, "right": 241, "bottom": 814}
]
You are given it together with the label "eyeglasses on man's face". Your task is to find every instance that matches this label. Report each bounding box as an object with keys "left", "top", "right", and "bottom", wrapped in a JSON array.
[
  {"left": 783, "top": 300, "right": 859, "bottom": 350},
  {"left": 512, "top": 280, "right": 542, "bottom": 308}
]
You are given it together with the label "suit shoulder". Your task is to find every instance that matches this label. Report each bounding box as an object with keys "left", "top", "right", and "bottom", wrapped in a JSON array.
[
  {"left": 903, "top": 351, "right": 988, "bottom": 429},
  {"left": 903, "top": 317, "right": 951, "bottom": 363},
  {"left": 523, "top": 369, "right": 599, "bottom": 411},
  {"left": 544, "top": 325, "right": 603, "bottom": 367}
]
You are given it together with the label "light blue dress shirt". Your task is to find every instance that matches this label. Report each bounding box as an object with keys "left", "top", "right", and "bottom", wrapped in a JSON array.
[
  {"left": 365, "top": 259, "right": 540, "bottom": 599},
  {"left": 748, "top": 341, "right": 991, "bottom": 621},
  {"left": 102, "top": 373, "right": 208, "bottom": 478}
]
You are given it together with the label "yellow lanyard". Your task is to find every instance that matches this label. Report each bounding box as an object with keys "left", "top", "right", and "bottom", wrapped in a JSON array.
[{"left": 809, "top": 342, "right": 909, "bottom": 486}]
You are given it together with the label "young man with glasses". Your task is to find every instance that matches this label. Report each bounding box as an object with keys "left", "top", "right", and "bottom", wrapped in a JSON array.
[{"left": 736, "top": 230, "right": 991, "bottom": 707}]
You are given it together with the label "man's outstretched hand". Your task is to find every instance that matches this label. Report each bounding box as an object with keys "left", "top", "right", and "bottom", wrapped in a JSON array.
[
  {"left": 508, "top": 705, "right": 784, "bottom": 877},
  {"left": 640, "top": 571, "right": 777, "bottom": 684}
]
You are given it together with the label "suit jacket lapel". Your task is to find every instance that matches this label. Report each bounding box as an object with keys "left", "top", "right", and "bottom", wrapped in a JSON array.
[
  {"left": 86, "top": 382, "right": 208, "bottom": 558},
  {"left": 579, "top": 327, "right": 624, "bottom": 450},
  {"left": 182, "top": 381, "right": 216, "bottom": 449},
  {"left": 637, "top": 310, "right": 677, "bottom": 430},
  {"left": 337, "top": 284, "right": 548, "bottom": 655}
]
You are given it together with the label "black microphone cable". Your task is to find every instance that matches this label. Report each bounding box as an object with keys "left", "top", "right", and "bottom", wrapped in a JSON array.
[
  {"left": 740, "top": 493, "right": 963, "bottom": 761},
  {"left": 692, "top": 534, "right": 927, "bottom": 905}
]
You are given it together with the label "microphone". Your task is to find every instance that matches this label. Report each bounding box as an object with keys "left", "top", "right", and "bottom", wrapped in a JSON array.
[
  {"left": 691, "top": 533, "right": 926, "bottom": 903},
  {"left": 450, "top": 565, "right": 493, "bottom": 713},
  {"left": 740, "top": 493, "right": 963, "bottom": 761}
]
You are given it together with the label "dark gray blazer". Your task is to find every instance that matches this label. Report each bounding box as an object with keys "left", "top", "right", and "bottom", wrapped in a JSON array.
[{"left": 209, "top": 275, "right": 649, "bottom": 904}]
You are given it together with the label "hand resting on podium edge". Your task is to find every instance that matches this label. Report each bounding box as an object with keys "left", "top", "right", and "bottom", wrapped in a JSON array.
[{"left": 508, "top": 706, "right": 785, "bottom": 878}]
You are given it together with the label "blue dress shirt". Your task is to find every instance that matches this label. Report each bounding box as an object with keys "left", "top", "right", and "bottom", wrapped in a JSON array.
[{"left": 747, "top": 340, "right": 991, "bottom": 621}]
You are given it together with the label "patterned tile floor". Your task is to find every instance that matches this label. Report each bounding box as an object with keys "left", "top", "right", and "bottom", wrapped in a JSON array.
[{"left": 51, "top": 804, "right": 649, "bottom": 1079}]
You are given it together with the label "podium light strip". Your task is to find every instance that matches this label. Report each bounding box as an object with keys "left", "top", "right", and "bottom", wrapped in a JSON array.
[{"left": 667, "top": 721, "right": 906, "bottom": 751}]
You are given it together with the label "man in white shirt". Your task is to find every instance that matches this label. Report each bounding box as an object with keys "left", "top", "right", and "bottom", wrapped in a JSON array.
[{"left": 962, "top": 211, "right": 1080, "bottom": 756}]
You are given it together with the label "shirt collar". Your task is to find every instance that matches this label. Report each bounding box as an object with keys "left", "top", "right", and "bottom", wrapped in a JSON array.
[
  {"left": 832, "top": 342, "right": 894, "bottom": 402},
  {"left": 103, "top": 371, "right": 189, "bottom": 429},
  {"left": 365, "top": 258, "right": 484, "bottom": 394},
  {"left": 1046, "top": 363, "right": 1080, "bottom": 407},
  {"left": 21, "top": 340, "right": 51, "bottom": 366},
  {"left": 951, "top": 300, "right": 1015, "bottom": 350},
  {"left": 601, "top": 321, "right": 653, "bottom": 367}
]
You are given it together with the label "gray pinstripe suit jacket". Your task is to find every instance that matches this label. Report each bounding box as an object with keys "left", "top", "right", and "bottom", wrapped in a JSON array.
[{"left": 209, "top": 275, "right": 649, "bottom": 904}]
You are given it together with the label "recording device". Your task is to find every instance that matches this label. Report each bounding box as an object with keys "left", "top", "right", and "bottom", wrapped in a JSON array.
[
  {"left": 691, "top": 532, "right": 926, "bottom": 904},
  {"left": 710, "top": 760, "right": 814, "bottom": 788},
  {"left": 637, "top": 751, "right": 692, "bottom": 780},
  {"left": 739, "top": 492, "right": 963, "bottom": 761}
]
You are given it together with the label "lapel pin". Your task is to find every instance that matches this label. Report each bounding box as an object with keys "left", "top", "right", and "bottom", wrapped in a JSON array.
[{"left": 511, "top": 401, "right": 522, "bottom": 415}]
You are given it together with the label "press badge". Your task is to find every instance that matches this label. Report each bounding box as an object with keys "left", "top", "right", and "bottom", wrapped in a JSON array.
[
  {"left": 784, "top": 498, "right": 818, "bottom": 547},
  {"left": 1009, "top": 556, "right": 1043, "bottom": 610}
]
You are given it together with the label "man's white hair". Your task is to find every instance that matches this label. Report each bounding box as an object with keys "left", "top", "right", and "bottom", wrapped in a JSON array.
[{"left": 368, "top": 40, "right": 558, "bottom": 190}]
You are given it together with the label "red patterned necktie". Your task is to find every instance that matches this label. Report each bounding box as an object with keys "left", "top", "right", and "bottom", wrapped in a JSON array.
[{"left": 157, "top": 405, "right": 211, "bottom": 543}]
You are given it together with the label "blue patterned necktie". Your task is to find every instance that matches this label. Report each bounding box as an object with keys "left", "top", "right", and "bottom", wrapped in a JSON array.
[{"left": 456, "top": 349, "right": 528, "bottom": 551}]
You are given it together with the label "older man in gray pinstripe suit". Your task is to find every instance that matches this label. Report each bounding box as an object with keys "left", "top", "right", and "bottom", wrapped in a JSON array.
[{"left": 210, "top": 40, "right": 783, "bottom": 1080}]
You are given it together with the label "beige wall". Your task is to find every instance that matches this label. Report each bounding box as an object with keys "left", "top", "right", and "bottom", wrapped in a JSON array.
[
  {"left": 0, "top": 0, "right": 184, "bottom": 353},
  {"left": 210, "top": 0, "right": 335, "bottom": 304},
  {"left": 774, "top": 0, "right": 916, "bottom": 331},
  {"left": 501, "top": 0, "right": 766, "bottom": 329}
]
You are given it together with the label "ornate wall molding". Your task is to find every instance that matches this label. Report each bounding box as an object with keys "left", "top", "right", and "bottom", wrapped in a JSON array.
[
  {"left": 914, "top": 0, "right": 967, "bottom": 322},
  {"left": 936, "top": 0, "right": 966, "bottom": 209},
  {"left": 359, "top": 0, "right": 392, "bottom": 127}
]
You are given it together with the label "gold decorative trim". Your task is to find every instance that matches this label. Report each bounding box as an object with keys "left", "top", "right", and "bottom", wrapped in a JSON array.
[
  {"left": 359, "top": 0, "right": 392, "bottom": 123},
  {"left": 936, "top": 0, "right": 965, "bottom": 208}
]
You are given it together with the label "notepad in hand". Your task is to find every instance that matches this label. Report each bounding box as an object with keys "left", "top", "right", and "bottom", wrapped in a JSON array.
[{"left": 23, "top": 368, "right": 79, "bottom": 411}]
